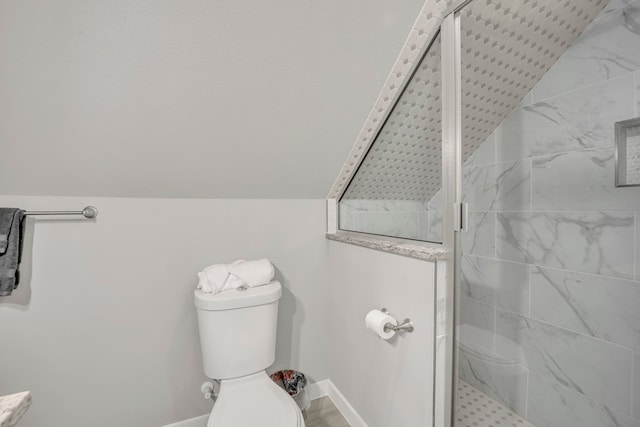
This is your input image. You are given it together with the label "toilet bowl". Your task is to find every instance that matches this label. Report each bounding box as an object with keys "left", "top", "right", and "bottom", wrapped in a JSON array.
[
  {"left": 210, "top": 372, "right": 304, "bottom": 426},
  {"left": 194, "top": 281, "right": 304, "bottom": 427}
]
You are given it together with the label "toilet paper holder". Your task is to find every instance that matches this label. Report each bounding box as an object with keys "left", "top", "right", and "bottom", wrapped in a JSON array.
[{"left": 381, "top": 308, "right": 414, "bottom": 333}]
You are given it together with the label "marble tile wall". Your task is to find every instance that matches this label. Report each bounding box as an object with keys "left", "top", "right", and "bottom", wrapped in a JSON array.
[
  {"left": 637, "top": 212, "right": 640, "bottom": 280},
  {"left": 527, "top": 373, "right": 640, "bottom": 427},
  {"left": 458, "top": 1, "right": 640, "bottom": 425},
  {"left": 458, "top": 350, "right": 529, "bottom": 416},
  {"left": 339, "top": 199, "right": 422, "bottom": 240},
  {"left": 338, "top": 198, "right": 443, "bottom": 242}
]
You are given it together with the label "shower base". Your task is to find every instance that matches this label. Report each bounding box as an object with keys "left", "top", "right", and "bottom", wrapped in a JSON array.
[{"left": 456, "top": 381, "right": 534, "bottom": 427}]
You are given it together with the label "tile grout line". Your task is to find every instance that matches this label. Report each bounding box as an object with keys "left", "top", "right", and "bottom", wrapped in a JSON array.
[
  {"left": 633, "top": 71, "right": 640, "bottom": 117},
  {"left": 524, "top": 367, "right": 530, "bottom": 420},
  {"left": 528, "top": 264, "right": 532, "bottom": 318},
  {"left": 529, "top": 157, "right": 533, "bottom": 212},
  {"left": 492, "top": 304, "right": 497, "bottom": 354},
  {"left": 468, "top": 145, "right": 614, "bottom": 170},
  {"left": 493, "top": 197, "right": 498, "bottom": 260},
  {"left": 463, "top": 252, "right": 640, "bottom": 282},
  {"left": 532, "top": 70, "right": 637, "bottom": 105},
  {"left": 494, "top": 304, "right": 638, "bottom": 354},
  {"left": 469, "top": 209, "right": 638, "bottom": 215},
  {"left": 466, "top": 292, "right": 640, "bottom": 354},
  {"left": 632, "top": 350, "right": 635, "bottom": 420}
]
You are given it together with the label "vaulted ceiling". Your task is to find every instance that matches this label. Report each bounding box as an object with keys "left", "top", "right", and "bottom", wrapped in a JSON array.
[
  {"left": 0, "top": 0, "right": 425, "bottom": 198},
  {"left": 341, "top": 0, "right": 610, "bottom": 202}
]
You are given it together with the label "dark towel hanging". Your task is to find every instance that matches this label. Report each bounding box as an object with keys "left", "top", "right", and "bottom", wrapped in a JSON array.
[{"left": 0, "top": 208, "right": 26, "bottom": 296}]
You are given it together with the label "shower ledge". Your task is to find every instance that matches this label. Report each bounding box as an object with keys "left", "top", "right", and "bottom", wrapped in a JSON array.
[
  {"left": 0, "top": 391, "right": 31, "bottom": 427},
  {"left": 326, "top": 231, "right": 448, "bottom": 261}
]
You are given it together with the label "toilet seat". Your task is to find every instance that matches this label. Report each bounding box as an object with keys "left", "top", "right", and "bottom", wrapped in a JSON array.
[{"left": 207, "top": 371, "right": 305, "bottom": 427}]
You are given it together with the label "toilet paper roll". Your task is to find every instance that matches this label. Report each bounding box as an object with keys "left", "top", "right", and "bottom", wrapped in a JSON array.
[{"left": 365, "top": 309, "right": 397, "bottom": 340}]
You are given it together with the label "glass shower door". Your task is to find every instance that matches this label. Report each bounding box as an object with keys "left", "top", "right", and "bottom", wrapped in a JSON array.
[
  {"left": 454, "top": 2, "right": 533, "bottom": 424},
  {"left": 450, "top": 1, "right": 616, "bottom": 426}
]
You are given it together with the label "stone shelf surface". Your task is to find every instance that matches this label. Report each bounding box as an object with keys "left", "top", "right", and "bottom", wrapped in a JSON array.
[{"left": 0, "top": 392, "right": 31, "bottom": 427}]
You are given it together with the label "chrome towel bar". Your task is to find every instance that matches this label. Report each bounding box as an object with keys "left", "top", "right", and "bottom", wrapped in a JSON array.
[{"left": 24, "top": 206, "right": 98, "bottom": 219}]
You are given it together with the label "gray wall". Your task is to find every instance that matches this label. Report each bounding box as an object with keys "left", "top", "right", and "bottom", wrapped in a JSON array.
[
  {"left": 0, "top": 196, "right": 329, "bottom": 427},
  {"left": 0, "top": 0, "right": 424, "bottom": 199},
  {"left": 459, "top": 1, "right": 640, "bottom": 425},
  {"left": 327, "top": 241, "right": 436, "bottom": 427}
]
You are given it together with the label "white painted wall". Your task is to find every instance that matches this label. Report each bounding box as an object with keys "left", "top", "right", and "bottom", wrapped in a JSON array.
[
  {"left": 0, "top": 196, "right": 329, "bottom": 427},
  {"left": 327, "top": 241, "right": 436, "bottom": 427},
  {"left": 0, "top": 0, "right": 424, "bottom": 199}
]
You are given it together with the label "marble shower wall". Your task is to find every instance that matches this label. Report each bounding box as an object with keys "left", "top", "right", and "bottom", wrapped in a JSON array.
[
  {"left": 459, "top": 1, "right": 640, "bottom": 426},
  {"left": 339, "top": 197, "right": 442, "bottom": 242}
]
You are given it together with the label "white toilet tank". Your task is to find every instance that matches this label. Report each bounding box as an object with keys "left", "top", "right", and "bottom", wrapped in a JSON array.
[{"left": 194, "top": 281, "right": 282, "bottom": 380}]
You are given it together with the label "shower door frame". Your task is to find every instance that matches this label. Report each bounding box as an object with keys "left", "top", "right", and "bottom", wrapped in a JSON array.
[{"left": 437, "top": 3, "right": 467, "bottom": 426}]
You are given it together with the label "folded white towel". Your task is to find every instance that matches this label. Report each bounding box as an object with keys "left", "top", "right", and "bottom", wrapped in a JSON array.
[
  {"left": 197, "top": 259, "right": 243, "bottom": 294},
  {"left": 227, "top": 258, "right": 274, "bottom": 288},
  {"left": 198, "top": 260, "right": 239, "bottom": 294},
  {"left": 197, "top": 258, "right": 275, "bottom": 294}
]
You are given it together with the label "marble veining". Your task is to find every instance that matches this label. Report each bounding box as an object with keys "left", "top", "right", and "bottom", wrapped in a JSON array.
[
  {"left": 463, "top": 131, "right": 496, "bottom": 168},
  {"left": 532, "top": 0, "right": 640, "bottom": 101},
  {"left": 531, "top": 266, "right": 640, "bottom": 351},
  {"left": 458, "top": 3, "right": 640, "bottom": 425},
  {"left": 463, "top": 212, "right": 496, "bottom": 258},
  {"left": 515, "top": 93, "right": 532, "bottom": 109},
  {"left": 493, "top": 160, "right": 531, "bottom": 212},
  {"left": 339, "top": 199, "right": 432, "bottom": 241},
  {"left": 637, "top": 71, "right": 639, "bottom": 122},
  {"left": 325, "top": 232, "right": 448, "bottom": 261},
  {"left": 463, "top": 159, "right": 531, "bottom": 213},
  {"left": 533, "top": 147, "right": 640, "bottom": 211},
  {"left": 461, "top": 255, "right": 530, "bottom": 316},
  {"left": 527, "top": 372, "right": 640, "bottom": 427},
  {"left": 340, "top": 199, "right": 427, "bottom": 213},
  {"left": 458, "top": 351, "right": 529, "bottom": 416},
  {"left": 460, "top": 297, "right": 494, "bottom": 333},
  {"left": 498, "top": 74, "right": 635, "bottom": 162},
  {"left": 634, "top": 351, "right": 640, "bottom": 420},
  {"left": 496, "top": 311, "right": 633, "bottom": 414},
  {"left": 636, "top": 212, "right": 640, "bottom": 281},
  {"left": 463, "top": 164, "right": 496, "bottom": 212},
  {"left": 497, "top": 211, "right": 635, "bottom": 279}
]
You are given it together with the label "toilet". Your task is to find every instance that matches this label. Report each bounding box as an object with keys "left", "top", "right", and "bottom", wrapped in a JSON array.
[{"left": 194, "top": 280, "right": 305, "bottom": 427}]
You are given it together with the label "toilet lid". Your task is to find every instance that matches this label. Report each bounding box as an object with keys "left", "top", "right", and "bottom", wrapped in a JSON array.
[{"left": 208, "top": 372, "right": 304, "bottom": 427}]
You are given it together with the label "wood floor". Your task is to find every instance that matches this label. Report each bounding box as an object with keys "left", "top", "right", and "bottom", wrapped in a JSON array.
[{"left": 304, "top": 397, "right": 351, "bottom": 427}]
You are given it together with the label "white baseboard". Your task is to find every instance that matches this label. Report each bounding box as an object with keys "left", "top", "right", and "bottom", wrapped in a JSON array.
[
  {"left": 162, "top": 414, "right": 208, "bottom": 427},
  {"left": 306, "top": 379, "right": 330, "bottom": 401},
  {"left": 323, "top": 380, "right": 368, "bottom": 427},
  {"left": 161, "top": 379, "right": 367, "bottom": 427}
]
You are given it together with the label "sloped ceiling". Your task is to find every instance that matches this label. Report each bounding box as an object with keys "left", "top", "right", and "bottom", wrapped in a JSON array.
[
  {"left": 339, "top": 0, "right": 609, "bottom": 202},
  {"left": 0, "top": 0, "right": 425, "bottom": 198}
]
